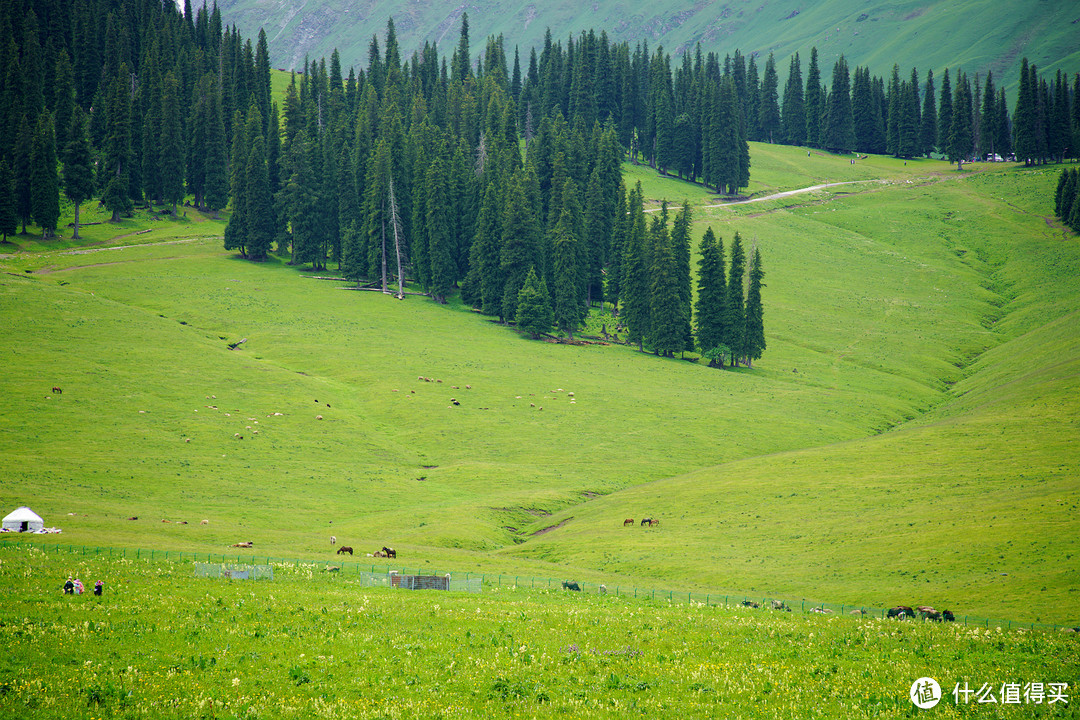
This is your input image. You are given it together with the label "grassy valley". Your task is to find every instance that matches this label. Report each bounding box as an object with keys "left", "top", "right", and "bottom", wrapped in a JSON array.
[
  {"left": 2, "top": 143, "right": 1077, "bottom": 620},
  {"left": 2, "top": 143, "right": 1079, "bottom": 717}
]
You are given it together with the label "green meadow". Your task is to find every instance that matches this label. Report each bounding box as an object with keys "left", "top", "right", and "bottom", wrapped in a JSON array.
[
  {"left": 1, "top": 545, "right": 1077, "bottom": 719},
  {"left": 1, "top": 143, "right": 1079, "bottom": 716}
]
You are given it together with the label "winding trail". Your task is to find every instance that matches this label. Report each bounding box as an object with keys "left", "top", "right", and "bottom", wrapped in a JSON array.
[{"left": 644, "top": 179, "right": 889, "bottom": 212}]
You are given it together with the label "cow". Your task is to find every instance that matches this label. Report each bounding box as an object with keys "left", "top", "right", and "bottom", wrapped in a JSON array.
[
  {"left": 382, "top": 546, "right": 397, "bottom": 559},
  {"left": 771, "top": 600, "right": 791, "bottom": 612},
  {"left": 741, "top": 600, "right": 760, "bottom": 608},
  {"left": 562, "top": 580, "right": 581, "bottom": 592},
  {"left": 888, "top": 606, "right": 915, "bottom": 619},
  {"left": 640, "top": 517, "right": 652, "bottom": 526},
  {"left": 372, "top": 550, "right": 387, "bottom": 558},
  {"left": 336, "top": 546, "right": 353, "bottom": 555},
  {"left": 941, "top": 609, "right": 956, "bottom": 622},
  {"left": 331, "top": 535, "right": 336, "bottom": 545},
  {"left": 230, "top": 542, "right": 253, "bottom": 548},
  {"left": 623, "top": 518, "right": 634, "bottom": 526}
]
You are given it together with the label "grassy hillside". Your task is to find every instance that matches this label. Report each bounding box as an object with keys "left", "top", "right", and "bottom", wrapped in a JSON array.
[
  {"left": 1, "top": 144, "right": 1077, "bottom": 626},
  {"left": 226, "top": 0, "right": 1080, "bottom": 93},
  {"left": 4, "top": 545, "right": 1077, "bottom": 719}
]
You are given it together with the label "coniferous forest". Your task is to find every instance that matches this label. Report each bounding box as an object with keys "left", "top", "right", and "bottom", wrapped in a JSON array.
[{"left": 1, "top": 0, "right": 1077, "bottom": 365}]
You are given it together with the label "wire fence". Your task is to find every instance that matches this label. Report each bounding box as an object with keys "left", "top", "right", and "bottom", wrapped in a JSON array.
[{"left": 3, "top": 539, "right": 1073, "bottom": 632}]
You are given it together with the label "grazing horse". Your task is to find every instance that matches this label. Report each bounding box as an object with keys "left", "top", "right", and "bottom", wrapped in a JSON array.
[
  {"left": 562, "top": 580, "right": 581, "bottom": 591},
  {"left": 382, "top": 546, "right": 397, "bottom": 559},
  {"left": 649, "top": 518, "right": 660, "bottom": 527},
  {"left": 623, "top": 518, "right": 634, "bottom": 526},
  {"left": 640, "top": 517, "right": 652, "bottom": 526},
  {"left": 336, "top": 546, "right": 353, "bottom": 555},
  {"left": 52, "top": 386, "right": 62, "bottom": 394}
]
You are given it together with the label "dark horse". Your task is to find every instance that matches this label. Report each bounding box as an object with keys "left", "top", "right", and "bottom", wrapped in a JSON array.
[
  {"left": 336, "top": 546, "right": 353, "bottom": 555},
  {"left": 382, "top": 546, "right": 396, "bottom": 558},
  {"left": 640, "top": 517, "right": 652, "bottom": 526}
]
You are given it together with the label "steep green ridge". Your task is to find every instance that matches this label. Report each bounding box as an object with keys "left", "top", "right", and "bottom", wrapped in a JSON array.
[
  {"left": 1, "top": 146, "right": 1076, "bottom": 623},
  {"left": 226, "top": 0, "right": 1079, "bottom": 92}
]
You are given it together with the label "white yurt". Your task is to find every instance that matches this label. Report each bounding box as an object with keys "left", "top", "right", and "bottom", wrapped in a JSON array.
[{"left": 2, "top": 506, "right": 45, "bottom": 532}]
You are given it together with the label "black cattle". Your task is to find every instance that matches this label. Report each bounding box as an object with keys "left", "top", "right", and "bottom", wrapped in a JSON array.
[
  {"left": 562, "top": 580, "right": 581, "bottom": 592},
  {"left": 888, "top": 606, "right": 915, "bottom": 619}
]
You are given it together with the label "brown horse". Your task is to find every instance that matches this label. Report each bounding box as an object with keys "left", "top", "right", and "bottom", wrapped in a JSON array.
[
  {"left": 623, "top": 518, "right": 634, "bottom": 526},
  {"left": 52, "top": 386, "right": 62, "bottom": 394},
  {"left": 336, "top": 546, "right": 353, "bottom": 555}
]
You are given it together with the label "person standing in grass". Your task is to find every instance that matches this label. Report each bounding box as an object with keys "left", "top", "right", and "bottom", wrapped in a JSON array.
[{"left": 63, "top": 576, "right": 74, "bottom": 594}]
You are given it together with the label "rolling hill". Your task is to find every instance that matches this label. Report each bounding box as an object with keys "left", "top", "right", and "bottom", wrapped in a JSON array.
[
  {"left": 1, "top": 145, "right": 1077, "bottom": 624},
  {"left": 217, "top": 0, "right": 1080, "bottom": 93}
]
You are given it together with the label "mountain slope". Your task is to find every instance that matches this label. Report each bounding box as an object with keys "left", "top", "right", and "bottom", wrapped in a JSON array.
[{"left": 220, "top": 0, "right": 1079, "bottom": 92}]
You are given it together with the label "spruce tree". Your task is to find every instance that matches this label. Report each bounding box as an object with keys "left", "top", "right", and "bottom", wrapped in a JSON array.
[
  {"left": 1013, "top": 59, "right": 1037, "bottom": 165},
  {"left": 223, "top": 109, "right": 249, "bottom": 256},
  {"left": 620, "top": 183, "right": 650, "bottom": 351},
  {"left": 980, "top": 71, "right": 998, "bottom": 158},
  {"left": 920, "top": 69, "right": 937, "bottom": 157},
  {"left": 694, "top": 227, "right": 727, "bottom": 367},
  {"left": 646, "top": 212, "right": 683, "bottom": 356},
  {"left": 30, "top": 113, "right": 60, "bottom": 239},
  {"left": 824, "top": 56, "right": 855, "bottom": 153},
  {"left": 551, "top": 205, "right": 584, "bottom": 339},
  {"left": 725, "top": 231, "right": 746, "bottom": 365},
  {"left": 515, "top": 267, "right": 552, "bottom": 339},
  {"left": 0, "top": 159, "right": 16, "bottom": 243},
  {"left": 245, "top": 130, "right": 274, "bottom": 261},
  {"left": 670, "top": 201, "right": 694, "bottom": 352},
  {"left": 743, "top": 246, "right": 766, "bottom": 366},
  {"left": 426, "top": 143, "right": 456, "bottom": 303},
  {"left": 160, "top": 71, "right": 186, "bottom": 215},
  {"left": 203, "top": 77, "right": 230, "bottom": 213},
  {"left": 937, "top": 69, "right": 952, "bottom": 156},
  {"left": 804, "top": 48, "right": 822, "bottom": 148},
  {"left": 886, "top": 65, "right": 901, "bottom": 156},
  {"left": 782, "top": 52, "right": 805, "bottom": 146},
  {"left": 63, "top": 106, "right": 94, "bottom": 240},
  {"left": 102, "top": 71, "right": 133, "bottom": 222},
  {"left": 470, "top": 180, "right": 505, "bottom": 317},
  {"left": 14, "top": 115, "right": 33, "bottom": 233},
  {"left": 500, "top": 172, "right": 542, "bottom": 320},
  {"left": 948, "top": 72, "right": 973, "bottom": 169},
  {"left": 758, "top": 53, "right": 781, "bottom": 143}
]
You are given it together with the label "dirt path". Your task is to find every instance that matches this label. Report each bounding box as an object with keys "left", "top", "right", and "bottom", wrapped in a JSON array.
[{"left": 644, "top": 179, "right": 889, "bottom": 213}]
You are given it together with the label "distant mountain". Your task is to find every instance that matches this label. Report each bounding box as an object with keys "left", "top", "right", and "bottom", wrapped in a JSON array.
[{"left": 216, "top": 0, "right": 1079, "bottom": 90}]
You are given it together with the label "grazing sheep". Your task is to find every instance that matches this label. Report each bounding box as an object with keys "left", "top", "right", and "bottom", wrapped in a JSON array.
[
  {"left": 316, "top": 415, "right": 323, "bottom": 420},
  {"left": 465, "top": 385, "right": 471, "bottom": 389},
  {"left": 201, "top": 520, "right": 209, "bottom": 525},
  {"left": 599, "top": 584, "right": 607, "bottom": 594}
]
